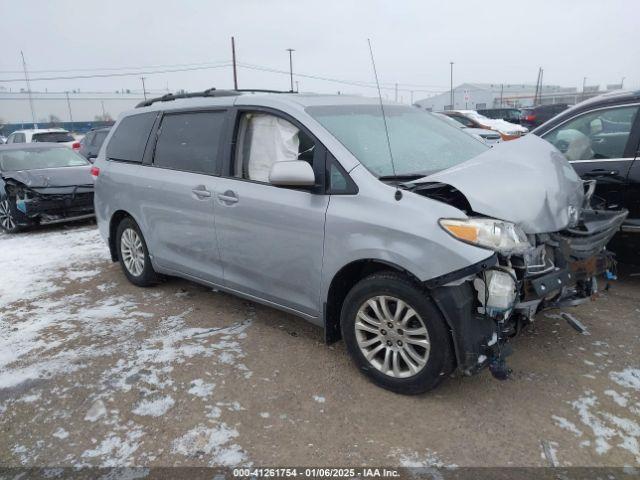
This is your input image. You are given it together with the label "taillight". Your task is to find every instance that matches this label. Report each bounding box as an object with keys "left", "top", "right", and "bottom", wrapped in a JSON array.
[
  {"left": 90, "top": 166, "right": 100, "bottom": 179},
  {"left": 72, "top": 141, "right": 81, "bottom": 150},
  {"left": 524, "top": 114, "right": 536, "bottom": 122}
]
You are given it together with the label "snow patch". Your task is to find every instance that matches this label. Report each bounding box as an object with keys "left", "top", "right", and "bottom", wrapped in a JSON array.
[
  {"left": 188, "top": 379, "right": 216, "bottom": 398},
  {"left": 171, "top": 424, "right": 247, "bottom": 466},
  {"left": 132, "top": 395, "right": 175, "bottom": 417}
]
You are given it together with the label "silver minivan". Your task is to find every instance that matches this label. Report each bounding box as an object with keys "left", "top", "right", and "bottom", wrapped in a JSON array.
[{"left": 93, "top": 90, "right": 626, "bottom": 394}]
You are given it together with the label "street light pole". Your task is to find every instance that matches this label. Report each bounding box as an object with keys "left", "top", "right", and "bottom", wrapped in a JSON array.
[
  {"left": 65, "top": 91, "right": 74, "bottom": 132},
  {"left": 449, "top": 61, "right": 454, "bottom": 110},
  {"left": 582, "top": 76, "right": 587, "bottom": 100},
  {"left": 141, "top": 76, "right": 147, "bottom": 101},
  {"left": 286, "top": 48, "right": 295, "bottom": 92}
]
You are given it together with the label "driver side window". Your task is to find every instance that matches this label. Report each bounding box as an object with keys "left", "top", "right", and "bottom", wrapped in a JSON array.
[
  {"left": 234, "top": 112, "right": 315, "bottom": 183},
  {"left": 543, "top": 106, "right": 638, "bottom": 161}
]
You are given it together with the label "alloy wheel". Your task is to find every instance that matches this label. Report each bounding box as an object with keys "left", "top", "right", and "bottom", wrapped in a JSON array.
[
  {"left": 355, "top": 295, "right": 431, "bottom": 378},
  {"left": 120, "top": 228, "right": 145, "bottom": 277},
  {"left": 0, "top": 199, "right": 16, "bottom": 231}
]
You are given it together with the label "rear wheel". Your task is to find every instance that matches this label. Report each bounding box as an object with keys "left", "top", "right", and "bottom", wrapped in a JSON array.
[
  {"left": 0, "top": 198, "right": 20, "bottom": 233},
  {"left": 341, "top": 271, "right": 454, "bottom": 394},
  {"left": 116, "top": 217, "right": 160, "bottom": 287}
]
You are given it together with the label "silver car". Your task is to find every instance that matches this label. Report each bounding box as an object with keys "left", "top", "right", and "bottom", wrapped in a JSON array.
[{"left": 93, "top": 91, "right": 626, "bottom": 394}]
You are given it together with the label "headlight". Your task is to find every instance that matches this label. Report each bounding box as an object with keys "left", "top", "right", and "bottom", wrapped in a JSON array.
[{"left": 439, "top": 218, "right": 531, "bottom": 253}]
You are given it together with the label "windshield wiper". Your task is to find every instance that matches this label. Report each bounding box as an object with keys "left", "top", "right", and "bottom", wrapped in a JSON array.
[{"left": 378, "top": 173, "right": 427, "bottom": 182}]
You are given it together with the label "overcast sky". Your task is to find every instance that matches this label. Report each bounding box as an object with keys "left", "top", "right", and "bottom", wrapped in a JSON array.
[{"left": 1, "top": 0, "right": 638, "bottom": 103}]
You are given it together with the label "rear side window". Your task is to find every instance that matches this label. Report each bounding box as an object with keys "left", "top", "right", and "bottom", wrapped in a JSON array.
[
  {"left": 153, "top": 111, "right": 226, "bottom": 174},
  {"left": 106, "top": 112, "right": 156, "bottom": 163},
  {"left": 92, "top": 131, "right": 108, "bottom": 147}
]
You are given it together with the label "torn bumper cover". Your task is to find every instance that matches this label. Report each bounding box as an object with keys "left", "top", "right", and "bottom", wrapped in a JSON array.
[
  {"left": 9, "top": 183, "right": 95, "bottom": 226},
  {"left": 430, "top": 208, "right": 627, "bottom": 376}
]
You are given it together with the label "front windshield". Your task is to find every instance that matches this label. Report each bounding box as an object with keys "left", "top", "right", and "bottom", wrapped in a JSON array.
[
  {"left": 0, "top": 147, "right": 89, "bottom": 171},
  {"left": 307, "top": 104, "right": 488, "bottom": 177}
]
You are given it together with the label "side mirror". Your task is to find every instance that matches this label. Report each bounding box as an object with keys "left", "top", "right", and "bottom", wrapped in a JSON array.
[{"left": 269, "top": 160, "right": 316, "bottom": 187}]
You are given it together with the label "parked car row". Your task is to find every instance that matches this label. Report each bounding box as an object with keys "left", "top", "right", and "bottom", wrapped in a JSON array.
[{"left": 441, "top": 110, "right": 529, "bottom": 140}]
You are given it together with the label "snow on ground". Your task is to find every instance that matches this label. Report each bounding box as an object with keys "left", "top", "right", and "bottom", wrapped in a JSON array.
[
  {"left": 0, "top": 225, "right": 253, "bottom": 467},
  {"left": 552, "top": 363, "right": 640, "bottom": 463}
]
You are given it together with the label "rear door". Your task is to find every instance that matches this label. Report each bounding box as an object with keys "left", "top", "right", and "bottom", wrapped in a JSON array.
[
  {"left": 140, "top": 109, "right": 227, "bottom": 283},
  {"left": 214, "top": 109, "right": 329, "bottom": 316},
  {"left": 540, "top": 104, "right": 640, "bottom": 211}
]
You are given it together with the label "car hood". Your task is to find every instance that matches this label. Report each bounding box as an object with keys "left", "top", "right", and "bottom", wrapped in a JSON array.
[
  {"left": 1, "top": 166, "right": 93, "bottom": 188},
  {"left": 419, "top": 135, "right": 584, "bottom": 234},
  {"left": 479, "top": 118, "right": 529, "bottom": 133}
]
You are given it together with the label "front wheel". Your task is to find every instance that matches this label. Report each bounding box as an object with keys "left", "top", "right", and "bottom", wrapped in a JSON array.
[
  {"left": 116, "top": 217, "right": 160, "bottom": 287},
  {"left": 341, "top": 272, "right": 455, "bottom": 395},
  {"left": 0, "top": 198, "right": 20, "bottom": 233}
]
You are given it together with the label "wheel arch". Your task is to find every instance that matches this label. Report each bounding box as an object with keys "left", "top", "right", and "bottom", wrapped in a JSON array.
[
  {"left": 323, "top": 259, "right": 422, "bottom": 344},
  {"left": 108, "top": 210, "right": 138, "bottom": 262}
]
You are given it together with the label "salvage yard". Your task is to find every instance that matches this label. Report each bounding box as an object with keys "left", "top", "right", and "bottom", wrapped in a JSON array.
[{"left": 0, "top": 223, "right": 639, "bottom": 468}]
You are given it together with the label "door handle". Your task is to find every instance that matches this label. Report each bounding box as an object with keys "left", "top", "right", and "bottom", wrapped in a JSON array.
[
  {"left": 586, "top": 169, "right": 619, "bottom": 177},
  {"left": 192, "top": 187, "right": 212, "bottom": 199},
  {"left": 217, "top": 190, "right": 239, "bottom": 204}
]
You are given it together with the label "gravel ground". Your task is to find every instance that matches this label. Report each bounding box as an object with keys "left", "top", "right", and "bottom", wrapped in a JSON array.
[{"left": 0, "top": 223, "right": 639, "bottom": 469}]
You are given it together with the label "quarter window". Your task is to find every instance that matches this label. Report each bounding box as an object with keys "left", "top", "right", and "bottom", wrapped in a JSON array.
[
  {"left": 153, "top": 111, "right": 226, "bottom": 174},
  {"left": 106, "top": 112, "right": 156, "bottom": 163},
  {"left": 543, "top": 106, "right": 639, "bottom": 161},
  {"left": 234, "top": 113, "right": 316, "bottom": 183}
]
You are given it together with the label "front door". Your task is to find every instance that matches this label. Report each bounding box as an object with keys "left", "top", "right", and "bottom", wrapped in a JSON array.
[{"left": 215, "top": 111, "right": 328, "bottom": 316}]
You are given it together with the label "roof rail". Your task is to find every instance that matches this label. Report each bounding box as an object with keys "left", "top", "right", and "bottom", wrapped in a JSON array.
[
  {"left": 135, "top": 88, "right": 241, "bottom": 108},
  {"left": 135, "top": 87, "right": 296, "bottom": 108}
]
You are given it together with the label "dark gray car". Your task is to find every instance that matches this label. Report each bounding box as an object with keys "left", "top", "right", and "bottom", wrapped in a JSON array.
[
  {"left": 93, "top": 91, "right": 625, "bottom": 394},
  {"left": 79, "top": 127, "right": 111, "bottom": 162}
]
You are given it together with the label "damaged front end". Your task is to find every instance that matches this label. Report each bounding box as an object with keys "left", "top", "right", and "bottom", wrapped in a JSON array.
[
  {"left": 410, "top": 135, "right": 628, "bottom": 379},
  {"left": 428, "top": 205, "right": 626, "bottom": 379},
  {"left": 3, "top": 179, "right": 95, "bottom": 227}
]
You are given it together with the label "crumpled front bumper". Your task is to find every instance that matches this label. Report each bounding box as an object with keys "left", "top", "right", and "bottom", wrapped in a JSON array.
[
  {"left": 14, "top": 189, "right": 95, "bottom": 226},
  {"left": 431, "top": 208, "right": 627, "bottom": 377}
]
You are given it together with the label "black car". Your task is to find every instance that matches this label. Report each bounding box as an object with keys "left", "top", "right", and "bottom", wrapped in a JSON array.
[
  {"left": 0, "top": 143, "right": 95, "bottom": 233},
  {"left": 78, "top": 127, "right": 111, "bottom": 162},
  {"left": 521, "top": 103, "right": 569, "bottom": 129},
  {"left": 533, "top": 90, "right": 640, "bottom": 258},
  {"left": 477, "top": 107, "right": 522, "bottom": 124}
]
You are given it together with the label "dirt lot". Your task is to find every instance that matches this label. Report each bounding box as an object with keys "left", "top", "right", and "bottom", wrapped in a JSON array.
[{"left": 0, "top": 223, "right": 639, "bottom": 469}]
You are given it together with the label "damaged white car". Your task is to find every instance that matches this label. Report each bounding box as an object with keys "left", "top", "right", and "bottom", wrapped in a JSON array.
[{"left": 94, "top": 92, "right": 627, "bottom": 394}]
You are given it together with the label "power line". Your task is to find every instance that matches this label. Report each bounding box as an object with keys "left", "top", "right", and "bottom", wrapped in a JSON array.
[
  {"left": 0, "top": 60, "right": 231, "bottom": 75},
  {"left": 0, "top": 63, "right": 232, "bottom": 83}
]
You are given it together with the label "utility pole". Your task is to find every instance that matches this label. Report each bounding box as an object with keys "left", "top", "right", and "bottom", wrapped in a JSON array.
[
  {"left": 231, "top": 36, "right": 238, "bottom": 90},
  {"left": 295, "top": 80, "right": 299, "bottom": 93},
  {"left": 141, "top": 76, "right": 147, "bottom": 100},
  {"left": 286, "top": 48, "right": 295, "bottom": 92},
  {"left": 449, "top": 61, "right": 454, "bottom": 110},
  {"left": 621, "top": 76, "right": 625, "bottom": 88},
  {"left": 582, "top": 76, "right": 587, "bottom": 100},
  {"left": 65, "top": 91, "right": 74, "bottom": 132},
  {"left": 500, "top": 83, "right": 504, "bottom": 107},
  {"left": 20, "top": 51, "right": 37, "bottom": 128},
  {"left": 101, "top": 100, "right": 106, "bottom": 120},
  {"left": 394, "top": 83, "right": 398, "bottom": 102}
]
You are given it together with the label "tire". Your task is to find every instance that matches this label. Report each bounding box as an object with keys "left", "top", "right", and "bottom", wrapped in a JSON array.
[
  {"left": 0, "top": 197, "right": 21, "bottom": 233},
  {"left": 115, "top": 217, "right": 160, "bottom": 287},
  {"left": 341, "top": 271, "right": 455, "bottom": 395}
]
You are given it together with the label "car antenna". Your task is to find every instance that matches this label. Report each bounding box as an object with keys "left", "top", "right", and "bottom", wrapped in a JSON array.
[{"left": 367, "top": 38, "right": 402, "bottom": 201}]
